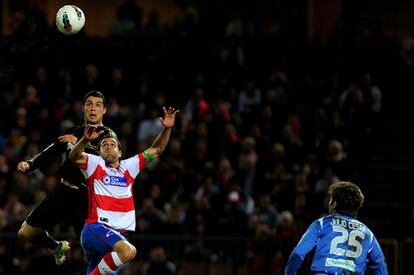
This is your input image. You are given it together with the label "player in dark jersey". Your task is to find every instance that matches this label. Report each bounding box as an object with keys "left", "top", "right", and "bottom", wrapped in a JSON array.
[
  {"left": 284, "top": 181, "right": 388, "bottom": 275},
  {"left": 16, "top": 90, "right": 115, "bottom": 265}
]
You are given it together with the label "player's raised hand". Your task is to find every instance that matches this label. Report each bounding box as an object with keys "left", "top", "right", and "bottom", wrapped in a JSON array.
[
  {"left": 159, "top": 106, "right": 179, "bottom": 128},
  {"left": 58, "top": 134, "right": 78, "bottom": 145},
  {"left": 84, "top": 125, "right": 104, "bottom": 141}
]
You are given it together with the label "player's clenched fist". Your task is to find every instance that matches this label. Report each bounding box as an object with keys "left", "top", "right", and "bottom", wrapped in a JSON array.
[{"left": 17, "top": 161, "right": 30, "bottom": 172}]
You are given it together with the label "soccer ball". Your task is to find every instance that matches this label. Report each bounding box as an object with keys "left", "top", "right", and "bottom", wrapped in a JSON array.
[{"left": 56, "top": 5, "right": 85, "bottom": 35}]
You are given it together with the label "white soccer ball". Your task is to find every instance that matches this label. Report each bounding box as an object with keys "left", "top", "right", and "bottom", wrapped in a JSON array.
[{"left": 56, "top": 5, "right": 85, "bottom": 35}]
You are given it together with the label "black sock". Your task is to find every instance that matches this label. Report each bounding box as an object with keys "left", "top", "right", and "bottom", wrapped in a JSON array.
[{"left": 30, "top": 231, "right": 59, "bottom": 250}]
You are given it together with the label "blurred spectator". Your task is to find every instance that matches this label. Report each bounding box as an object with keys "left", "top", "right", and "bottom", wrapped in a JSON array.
[
  {"left": 400, "top": 22, "right": 414, "bottom": 67},
  {"left": 107, "top": 68, "right": 130, "bottom": 105},
  {"left": 184, "top": 87, "right": 210, "bottom": 123},
  {"left": 164, "top": 203, "right": 187, "bottom": 235},
  {"left": 276, "top": 210, "right": 299, "bottom": 265},
  {"left": 238, "top": 136, "right": 258, "bottom": 196},
  {"left": 137, "top": 109, "right": 164, "bottom": 143},
  {"left": 238, "top": 80, "right": 262, "bottom": 116},
  {"left": 141, "top": 246, "right": 177, "bottom": 275},
  {"left": 219, "top": 123, "right": 240, "bottom": 165},
  {"left": 82, "top": 64, "right": 101, "bottom": 91},
  {"left": 254, "top": 194, "right": 279, "bottom": 232},
  {"left": 57, "top": 69, "right": 76, "bottom": 100},
  {"left": 218, "top": 191, "right": 248, "bottom": 236},
  {"left": 326, "top": 139, "right": 352, "bottom": 180},
  {"left": 109, "top": 8, "right": 137, "bottom": 37},
  {"left": 216, "top": 158, "right": 235, "bottom": 192},
  {"left": 3, "top": 193, "right": 26, "bottom": 230},
  {"left": 314, "top": 167, "right": 339, "bottom": 194},
  {"left": 141, "top": 10, "right": 167, "bottom": 37},
  {"left": 117, "top": 0, "right": 143, "bottom": 28},
  {"left": 136, "top": 198, "right": 167, "bottom": 234}
]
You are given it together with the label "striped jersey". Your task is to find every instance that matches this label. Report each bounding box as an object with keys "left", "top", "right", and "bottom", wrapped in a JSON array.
[
  {"left": 79, "top": 153, "right": 147, "bottom": 231},
  {"left": 285, "top": 214, "right": 388, "bottom": 275}
]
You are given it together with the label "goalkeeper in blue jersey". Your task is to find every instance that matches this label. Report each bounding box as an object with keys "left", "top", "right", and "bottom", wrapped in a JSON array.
[{"left": 284, "top": 181, "right": 388, "bottom": 275}]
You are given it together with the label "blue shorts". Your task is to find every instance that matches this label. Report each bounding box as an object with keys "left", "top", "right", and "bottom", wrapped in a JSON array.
[{"left": 81, "top": 223, "right": 128, "bottom": 274}]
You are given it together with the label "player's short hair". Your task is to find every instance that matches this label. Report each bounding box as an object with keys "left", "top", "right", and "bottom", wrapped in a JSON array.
[
  {"left": 101, "top": 127, "right": 117, "bottom": 139},
  {"left": 83, "top": 90, "right": 107, "bottom": 106},
  {"left": 97, "top": 126, "right": 118, "bottom": 140},
  {"left": 328, "top": 181, "right": 364, "bottom": 217}
]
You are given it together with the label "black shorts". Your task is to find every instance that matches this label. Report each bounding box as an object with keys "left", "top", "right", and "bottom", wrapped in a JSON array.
[{"left": 26, "top": 183, "right": 88, "bottom": 238}]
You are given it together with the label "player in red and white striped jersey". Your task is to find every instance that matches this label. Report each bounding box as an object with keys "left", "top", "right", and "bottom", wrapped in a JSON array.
[{"left": 69, "top": 106, "right": 178, "bottom": 275}]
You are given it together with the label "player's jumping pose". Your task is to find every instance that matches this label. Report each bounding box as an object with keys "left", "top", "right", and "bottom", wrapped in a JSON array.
[
  {"left": 69, "top": 106, "right": 178, "bottom": 275},
  {"left": 17, "top": 91, "right": 115, "bottom": 265}
]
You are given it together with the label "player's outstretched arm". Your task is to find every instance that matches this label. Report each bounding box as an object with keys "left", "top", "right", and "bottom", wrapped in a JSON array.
[
  {"left": 17, "top": 139, "right": 68, "bottom": 172},
  {"left": 145, "top": 106, "right": 179, "bottom": 160},
  {"left": 17, "top": 126, "right": 79, "bottom": 173}
]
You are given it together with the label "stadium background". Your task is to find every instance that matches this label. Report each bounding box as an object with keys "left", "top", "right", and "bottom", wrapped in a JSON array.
[{"left": 0, "top": 0, "right": 413, "bottom": 274}]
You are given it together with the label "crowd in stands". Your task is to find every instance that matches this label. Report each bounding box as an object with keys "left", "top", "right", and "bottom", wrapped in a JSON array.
[{"left": 1, "top": 0, "right": 412, "bottom": 274}]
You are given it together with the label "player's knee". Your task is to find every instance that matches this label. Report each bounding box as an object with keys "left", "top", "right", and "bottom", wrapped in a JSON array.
[
  {"left": 17, "top": 222, "right": 40, "bottom": 241},
  {"left": 123, "top": 243, "right": 137, "bottom": 262},
  {"left": 116, "top": 242, "right": 137, "bottom": 263},
  {"left": 18, "top": 226, "right": 31, "bottom": 240},
  {"left": 129, "top": 244, "right": 137, "bottom": 260}
]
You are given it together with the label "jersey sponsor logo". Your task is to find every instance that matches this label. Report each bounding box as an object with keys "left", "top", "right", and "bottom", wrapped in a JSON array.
[
  {"left": 102, "top": 175, "right": 128, "bottom": 187},
  {"left": 325, "top": 257, "right": 356, "bottom": 272},
  {"left": 100, "top": 217, "right": 109, "bottom": 223}
]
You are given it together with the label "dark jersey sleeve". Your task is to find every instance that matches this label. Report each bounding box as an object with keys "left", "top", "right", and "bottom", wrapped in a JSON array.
[{"left": 27, "top": 126, "right": 80, "bottom": 172}]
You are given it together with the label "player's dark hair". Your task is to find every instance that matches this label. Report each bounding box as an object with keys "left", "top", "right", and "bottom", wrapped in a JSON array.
[
  {"left": 83, "top": 90, "right": 107, "bottom": 106},
  {"left": 328, "top": 181, "right": 364, "bottom": 217}
]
